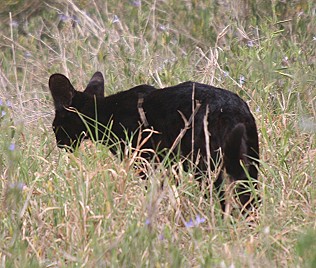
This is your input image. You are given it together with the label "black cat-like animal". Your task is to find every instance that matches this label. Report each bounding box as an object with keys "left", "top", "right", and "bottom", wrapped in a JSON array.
[{"left": 48, "top": 72, "right": 259, "bottom": 211}]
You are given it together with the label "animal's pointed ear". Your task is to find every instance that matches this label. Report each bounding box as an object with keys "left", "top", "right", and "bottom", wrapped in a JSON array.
[
  {"left": 49, "top": 74, "right": 75, "bottom": 111},
  {"left": 84, "top": 72, "right": 104, "bottom": 97}
]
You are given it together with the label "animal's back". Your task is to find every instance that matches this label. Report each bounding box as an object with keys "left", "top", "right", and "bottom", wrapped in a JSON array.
[{"left": 142, "top": 81, "right": 257, "bottom": 154}]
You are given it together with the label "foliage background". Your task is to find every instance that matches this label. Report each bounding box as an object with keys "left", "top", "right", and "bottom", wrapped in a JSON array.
[{"left": 0, "top": 0, "right": 315, "bottom": 267}]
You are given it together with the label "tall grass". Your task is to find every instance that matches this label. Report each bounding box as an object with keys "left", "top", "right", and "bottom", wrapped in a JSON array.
[{"left": 0, "top": 0, "right": 315, "bottom": 266}]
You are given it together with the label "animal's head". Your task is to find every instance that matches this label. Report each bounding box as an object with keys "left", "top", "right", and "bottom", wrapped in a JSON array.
[{"left": 49, "top": 72, "right": 104, "bottom": 150}]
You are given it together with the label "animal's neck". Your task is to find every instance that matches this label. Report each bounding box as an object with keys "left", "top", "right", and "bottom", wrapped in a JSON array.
[
  {"left": 85, "top": 94, "right": 123, "bottom": 146},
  {"left": 81, "top": 93, "right": 119, "bottom": 129}
]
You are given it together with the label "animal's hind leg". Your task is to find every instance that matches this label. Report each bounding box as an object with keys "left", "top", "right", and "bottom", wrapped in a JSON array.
[{"left": 222, "top": 125, "right": 260, "bottom": 213}]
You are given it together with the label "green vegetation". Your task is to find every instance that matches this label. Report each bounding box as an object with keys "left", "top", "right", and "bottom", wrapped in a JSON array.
[{"left": 0, "top": 0, "right": 315, "bottom": 266}]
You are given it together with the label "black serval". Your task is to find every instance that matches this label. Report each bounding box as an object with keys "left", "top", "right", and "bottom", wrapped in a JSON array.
[{"left": 48, "top": 72, "right": 260, "bottom": 212}]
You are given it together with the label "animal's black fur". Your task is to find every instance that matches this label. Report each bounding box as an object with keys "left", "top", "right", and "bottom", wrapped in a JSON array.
[{"left": 49, "top": 72, "right": 260, "bottom": 211}]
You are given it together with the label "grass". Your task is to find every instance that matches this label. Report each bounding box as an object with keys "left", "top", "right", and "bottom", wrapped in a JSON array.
[{"left": 0, "top": 0, "right": 315, "bottom": 267}]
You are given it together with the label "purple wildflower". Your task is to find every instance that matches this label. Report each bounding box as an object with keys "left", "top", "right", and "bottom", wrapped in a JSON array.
[
  {"left": 247, "top": 40, "right": 254, "bottom": 47},
  {"left": 6, "top": 101, "right": 12, "bottom": 108},
  {"left": 112, "top": 15, "right": 120, "bottom": 24},
  {"left": 185, "top": 215, "right": 206, "bottom": 228},
  {"left": 195, "top": 215, "right": 206, "bottom": 224},
  {"left": 10, "top": 20, "right": 19, "bottom": 28},
  {"left": 131, "top": 0, "right": 141, "bottom": 7},
  {"left": 185, "top": 219, "right": 194, "bottom": 228},
  {"left": 158, "top": 233, "right": 164, "bottom": 240},
  {"left": 24, "top": 51, "right": 32, "bottom": 58},
  {"left": 239, "top": 75, "right": 245, "bottom": 86},
  {"left": 9, "top": 143, "right": 15, "bottom": 151},
  {"left": 158, "top": 25, "right": 168, "bottom": 32},
  {"left": 223, "top": 71, "right": 229, "bottom": 77},
  {"left": 9, "top": 182, "right": 26, "bottom": 191},
  {"left": 58, "top": 14, "right": 69, "bottom": 22},
  {"left": 72, "top": 15, "right": 80, "bottom": 24}
]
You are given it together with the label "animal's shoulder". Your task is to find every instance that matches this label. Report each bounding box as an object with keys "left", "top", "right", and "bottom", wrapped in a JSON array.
[
  {"left": 122, "top": 84, "right": 157, "bottom": 95},
  {"left": 109, "top": 84, "right": 157, "bottom": 99},
  {"left": 128, "top": 84, "right": 157, "bottom": 92},
  {"left": 103, "top": 84, "right": 157, "bottom": 108}
]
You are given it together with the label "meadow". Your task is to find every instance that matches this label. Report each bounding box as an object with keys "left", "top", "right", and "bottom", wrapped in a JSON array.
[{"left": 0, "top": 0, "right": 315, "bottom": 267}]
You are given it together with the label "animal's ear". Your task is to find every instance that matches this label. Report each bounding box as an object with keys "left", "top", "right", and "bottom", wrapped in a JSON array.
[
  {"left": 84, "top": 72, "right": 104, "bottom": 97},
  {"left": 49, "top": 73, "right": 75, "bottom": 111}
]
